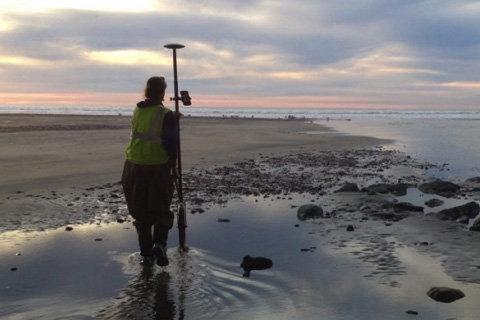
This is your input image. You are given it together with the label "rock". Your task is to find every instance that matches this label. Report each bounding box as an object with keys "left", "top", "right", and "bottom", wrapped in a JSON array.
[
  {"left": 10, "top": 267, "right": 18, "bottom": 271},
  {"left": 217, "top": 218, "right": 230, "bottom": 223},
  {"left": 336, "top": 182, "right": 360, "bottom": 192},
  {"left": 405, "top": 310, "right": 418, "bottom": 315},
  {"left": 94, "top": 238, "right": 102, "bottom": 241},
  {"left": 427, "top": 287, "right": 465, "bottom": 303},
  {"left": 362, "top": 183, "right": 389, "bottom": 194},
  {"left": 65, "top": 226, "right": 73, "bottom": 231},
  {"left": 419, "top": 180, "right": 460, "bottom": 198},
  {"left": 436, "top": 201, "right": 479, "bottom": 221},
  {"left": 297, "top": 204, "right": 323, "bottom": 221},
  {"left": 346, "top": 225, "right": 355, "bottom": 231},
  {"left": 362, "top": 183, "right": 408, "bottom": 196},
  {"left": 470, "top": 218, "right": 480, "bottom": 231},
  {"left": 466, "top": 177, "right": 480, "bottom": 184},
  {"left": 456, "top": 215, "right": 470, "bottom": 224},
  {"left": 394, "top": 202, "right": 424, "bottom": 213},
  {"left": 369, "top": 212, "right": 408, "bottom": 222},
  {"left": 425, "top": 198, "right": 444, "bottom": 208},
  {"left": 240, "top": 256, "right": 273, "bottom": 277},
  {"left": 116, "top": 218, "right": 125, "bottom": 223}
]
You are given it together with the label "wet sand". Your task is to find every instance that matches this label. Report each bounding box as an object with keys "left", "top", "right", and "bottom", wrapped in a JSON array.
[
  {"left": 1, "top": 114, "right": 480, "bottom": 319},
  {"left": 0, "top": 114, "right": 386, "bottom": 194}
]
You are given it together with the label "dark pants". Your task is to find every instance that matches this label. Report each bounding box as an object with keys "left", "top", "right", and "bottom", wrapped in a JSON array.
[{"left": 122, "top": 160, "right": 174, "bottom": 256}]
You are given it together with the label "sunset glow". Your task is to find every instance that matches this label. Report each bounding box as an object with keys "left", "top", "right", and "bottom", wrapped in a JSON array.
[
  {"left": 86, "top": 50, "right": 171, "bottom": 66},
  {"left": 0, "top": 1, "right": 479, "bottom": 109}
]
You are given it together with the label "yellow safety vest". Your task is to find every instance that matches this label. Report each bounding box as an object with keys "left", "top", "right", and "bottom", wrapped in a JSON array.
[{"left": 126, "top": 105, "right": 171, "bottom": 165}]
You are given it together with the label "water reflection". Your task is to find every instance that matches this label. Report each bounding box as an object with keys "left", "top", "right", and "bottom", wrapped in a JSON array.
[
  {"left": 326, "top": 118, "right": 480, "bottom": 179},
  {"left": 96, "top": 252, "right": 188, "bottom": 320},
  {"left": 95, "top": 267, "right": 175, "bottom": 320},
  {"left": 2, "top": 196, "right": 480, "bottom": 319}
]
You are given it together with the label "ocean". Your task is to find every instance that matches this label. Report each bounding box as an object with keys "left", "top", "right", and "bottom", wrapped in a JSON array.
[
  {"left": 1, "top": 105, "right": 479, "bottom": 180},
  {"left": 1, "top": 105, "right": 480, "bottom": 120}
]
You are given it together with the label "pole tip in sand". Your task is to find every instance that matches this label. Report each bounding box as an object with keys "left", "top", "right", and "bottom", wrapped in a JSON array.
[{"left": 165, "top": 43, "right": 185, "bottom": 49}]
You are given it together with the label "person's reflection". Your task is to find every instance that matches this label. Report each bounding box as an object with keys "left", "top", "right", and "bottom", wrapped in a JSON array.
[
  {"left": 96, "top": 266, "right": 176, "bottom": 319},
  {"left": 152, "top": 269, "right": 176, "bottom": 319}
]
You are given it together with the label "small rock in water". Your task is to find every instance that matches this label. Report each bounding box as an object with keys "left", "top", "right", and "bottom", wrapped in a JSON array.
[
  {"left": 94, "top": 238, "right": 102, "bottom": 242},
  {"left": 65, "top": 226, "right": 73, "bottom": 231},
  {"left": 294, "top": 224, "right": 300, "bottom": 227},
  {"left": 419, "top": 180, "right": 460, "bottom": 197},
  {"left": 336, "top": 182, "right": 360, "bottom": 193},
  {"left": 425, "top": 198, "right": 444, "bottom": 208},
  {"left": 470, "top": 218, "right": 480, "bottom": 231},
  {"left": 240, "top": 255, "right": 273, "bottom": 277},
  {"left": 405, "top": 310, "right": 418, "bottom": 315},
  {"left": 427, "top": 287, "right": 465, "bottom": 303},
  {"left": 436, "top": 201, "right": 479, "bottom": 221},
  {"left": 465, "top": 176, "right": 480, "bottom": 184},
  {"left": 217, "top": 218, "right": 230, "bottom": 223},
  {"left": 15, "top": 253, "right": 21, "bottom": 256},
  {"left": 297, "top": 204, "right": 323, "bottom": 221},
  {"left": 10, "top": 267, "right": 18, "bottom": 271},
  {"left": 394, "top": 202, "right": 424, "bottom": 213},
  {"left": 346, "top": 225, "right": 355, "bottom": 232},
  {"left": 116, "top": 218, "right": 125, "bottom": 223}
]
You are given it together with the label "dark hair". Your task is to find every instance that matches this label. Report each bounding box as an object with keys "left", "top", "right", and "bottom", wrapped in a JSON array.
[{"left": 144, "top": 76, "right": 167, "bottom": 100}]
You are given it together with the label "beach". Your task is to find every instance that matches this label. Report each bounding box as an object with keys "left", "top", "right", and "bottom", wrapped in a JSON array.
[{"left": 1, "top": 114, "right": 480, "bottom": 319}]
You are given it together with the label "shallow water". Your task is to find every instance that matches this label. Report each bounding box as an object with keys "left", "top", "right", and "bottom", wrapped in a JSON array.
[
  {"left": 324, "top": 118, "right": 480, "bottom": 180},
  {"left": 1, "top": 195, "right": 480, "bottom": 319}
]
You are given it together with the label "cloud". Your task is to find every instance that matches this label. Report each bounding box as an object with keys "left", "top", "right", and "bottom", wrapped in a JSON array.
[{"left": 0, "top": 0, "right": 479, "bottom": 108}]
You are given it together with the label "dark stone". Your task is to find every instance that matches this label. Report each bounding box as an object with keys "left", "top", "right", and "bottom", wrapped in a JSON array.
[
  {"left": 427, "top": 287, "right": 465, "bottom": 303},
  {"left": 405, "top": 310, "right": 418, "bottom": 315},
  {"left": 369, "top": 212, "right": 408, "bottom": 222},
  {"left": 393, "top": 202, "right": 424, "bottom": 213},
  {"left": 470, "top": 218, "right": 480, "bottom": 231},
  {"left": 425, "top": 198, "right": 444, "bottom": 208},
  {"left": 361, "top": 183, "right": 408, "bottom": 196},
  {"left": 336, "top": 182, "right": 360, "bottom": 193},
  {"left": 419, "top": 180, "right": 460, "bottom": 198},
  {"left": 94, "top": 238, "right": 102, "bottom": 241},
  {"left": 436, "top": 201, "right": 479, "bottom": 221},
  {"left": 217, "top": 218, "right": 230, "bottom": 223},
  {"left": 241, "top": 256, "right": 273, "bottom": 277},
  {"left": 346, "top": 225, "right": 355, "bottom": 231},
  {"left": 297, "top": 204, "right": 323, "bottom": 221},
  {"left": 456, "top": 215, "right": 470, "bottom": 224},
  {"left": 362, "top": 183, "right": 389, "bottom": 194},
  {"left": 65, "top": 226, "right": 73, "bottom": 231},
  {"left": 370, "top": 212, "right": 395, "bottom": 220},
  {"left": 116, "top": 218, "right": 125, "bottom": 223},
  {"left": 294, "top": 224, "right": 300, "bottom": 227},
  {"left": 10, "top": 267, "right": 18, "bottom": 271},
  {"left": 466, "top": 177, "right": 480, "bottom": 184}
]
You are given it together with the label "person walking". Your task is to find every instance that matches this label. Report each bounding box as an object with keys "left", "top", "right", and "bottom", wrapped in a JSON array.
[{"left": 122, "top": 76, "right": 178, "bottom": 267}]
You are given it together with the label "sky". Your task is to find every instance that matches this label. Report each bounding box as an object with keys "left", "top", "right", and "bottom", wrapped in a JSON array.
[{"left": 0, "top": 0, "right": 479, "bottom": 109}]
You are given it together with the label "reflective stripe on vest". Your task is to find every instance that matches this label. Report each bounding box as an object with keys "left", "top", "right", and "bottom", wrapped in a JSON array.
[{"left": 130, "top": 109, "right": 165, "bottom": 145}]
